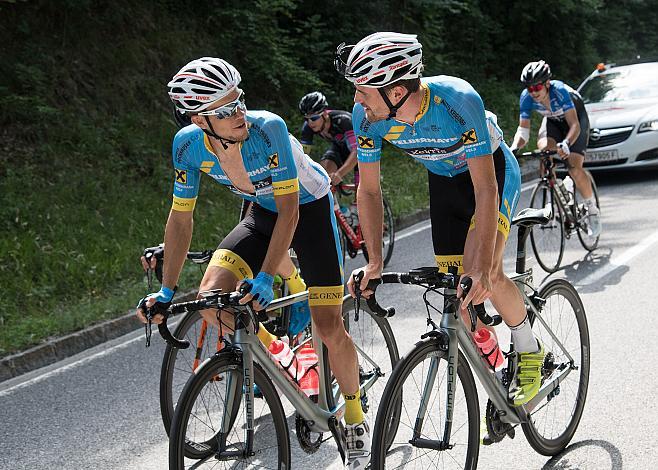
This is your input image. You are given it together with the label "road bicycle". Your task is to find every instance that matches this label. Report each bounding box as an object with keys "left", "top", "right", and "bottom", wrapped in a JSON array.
[
  {"left": 522, "top": 149, "right": 600, "bottom": 273},
  {"left": 142, "top": 284, "right": 400, "bottom": 468},
  {"left": 333, "top": 181, "right": 395, "bottom": 267},
  {"left": 365, "top": 206, "right": 590, "bottom": 468},
  {"left": 141, "top": 245, "right": 399, "bottom": 461}
]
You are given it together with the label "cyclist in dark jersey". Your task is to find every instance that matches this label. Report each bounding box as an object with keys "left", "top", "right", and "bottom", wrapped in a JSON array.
[
  {"left": 299, "top": 92, "right": 358, "bottom": 186},
  {"left": 510, "top": 60, "right": 600, "bottom": 236}
]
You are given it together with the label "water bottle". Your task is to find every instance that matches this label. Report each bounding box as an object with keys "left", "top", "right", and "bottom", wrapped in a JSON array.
[
  {"left": 269, "top": 339, "right": 306, "bottom": 383},
  {"left": 563, "top": 176, "right": 575, "bottom": 206},
  {"left": 296, "top": 342, "right": 320, "bottom": 400},
  {"left": 473, "top": 328, "right": 504, "bottom": 371}
]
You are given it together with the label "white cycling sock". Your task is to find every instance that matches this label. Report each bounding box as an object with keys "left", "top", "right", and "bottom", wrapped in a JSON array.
[{"left": 509, "top": 316, "right": 539, "bottom": 353}]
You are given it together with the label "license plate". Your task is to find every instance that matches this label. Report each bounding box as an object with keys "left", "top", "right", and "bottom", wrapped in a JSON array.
[{"left": 586, "top": 149, "right": 619, "bottom": 161}]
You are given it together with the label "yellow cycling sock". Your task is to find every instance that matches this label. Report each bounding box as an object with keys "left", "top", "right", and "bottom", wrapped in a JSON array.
[
  {"left": 257, "top": 323, "right": 277, "bottom": 349},
  {"left": 282, "top": 267, "right": 307, "bottom": 294},
  {"left": 343, "top": 389, "right": 364, "bottom": 425}
]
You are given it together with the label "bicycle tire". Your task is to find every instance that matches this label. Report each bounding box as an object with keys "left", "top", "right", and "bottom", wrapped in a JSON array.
[
  {"left": 529, "top": 181, "right": 565, "bottom": 273},
  {"left": 168, "top": 352, "right": 290, "bottom": 469},
  {"left": 382, "top": 197, "right": 395, "bottom": 267},
  {"left": 371, "top": 339, "right": 480, "bottom": 469},
  {"left": 576, "top": 171, "right": 600, "bottom": 251},
  {"left": 522, "top": 278, "right": 590, "bottom": 456},
  {"left": 160, "top": 311, "right": 223, "bottom": 439}
]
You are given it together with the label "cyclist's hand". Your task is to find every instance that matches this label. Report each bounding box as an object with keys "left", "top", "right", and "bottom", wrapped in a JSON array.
[
  {"left": 141, "top": 244, "right": 164, "bottom": 272},
  {"left": 329, "top": 172, "right": 343, "bottom": 186},
  {"left": 458, "top": 271, "right": 493, "bottom": 311},
  {"left": 136, "top": 286, "right": 174, "bottom": 324},
  {"left": 238, "top": 272, "right": 274, "bottom": 311},
  {"left": 347, "top": 264, "right": 382, "bottom": 299},
  {"left": 557, "top": 140, "right": 570, "bottom": 159}
]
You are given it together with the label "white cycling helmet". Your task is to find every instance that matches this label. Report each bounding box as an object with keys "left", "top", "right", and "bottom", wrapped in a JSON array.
[
  {"left": 335, "top": 32, "right": 423, "bottom": 88},
  {"left": 167, "top": 57, "right": 241, "bottom": 113}
]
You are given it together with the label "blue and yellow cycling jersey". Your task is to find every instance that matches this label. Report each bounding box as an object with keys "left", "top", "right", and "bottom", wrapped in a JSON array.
[
  {"left": 519, "top": 80, "right": 579, "bottom": 121},
  {"left": 171, "top": 110, "right": 330, "bottom": 213},
  {"left": 353, "top": 75, "right": 493, "bottom": 177}
]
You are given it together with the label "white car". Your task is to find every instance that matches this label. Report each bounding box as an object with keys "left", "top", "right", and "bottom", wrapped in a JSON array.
[{"left": 577, "top": 61, "right": 658, "bottom": 170}]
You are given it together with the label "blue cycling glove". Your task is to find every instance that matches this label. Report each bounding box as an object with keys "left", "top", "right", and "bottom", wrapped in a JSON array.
[
  {"left": 242, "top": 272, "right": 275, "bottom": 308},
  {"left": 137, "top": 286, "right": 175, "bottom": 312}
]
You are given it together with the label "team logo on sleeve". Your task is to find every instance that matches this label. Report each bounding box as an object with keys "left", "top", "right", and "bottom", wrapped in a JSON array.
[
  {"left": 268, "top": 153, "right": 279, "bottom": 168},
  {"left": 461, "top": 129, "right": 478, "bottom": 144},
  {"left": 358, "top": 136, "right": 374, "bottom": 149},
  {"left": 175, "top": 169, "right": 187, "bottom": 183}
]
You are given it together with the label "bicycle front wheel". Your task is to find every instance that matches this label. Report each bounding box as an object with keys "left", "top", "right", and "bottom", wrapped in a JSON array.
[
  {"left": 575, "top": 170, "right": 600, "bottom": 251},
  {"left": 522, "top": 278, "right": 590, "bottom": 456},
  {"left": 529, "top": 181, "right": 565, "bottom": 273},
  {"left": 168, "top": 352, "right": 291, "bottom": 469},
  {"left": 371, "top": 339, "right": 480, "bottom": 469}
]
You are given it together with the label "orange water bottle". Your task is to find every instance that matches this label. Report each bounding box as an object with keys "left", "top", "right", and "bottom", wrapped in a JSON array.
[
  {"left": 269, "top": 339, "right": 306, "bottom": 383},
  {"left": 474, "top": 328, "right": 504, "bottom": 370},
  {"left": 297, "top": 342, "right": 320, "bottom": 400}
]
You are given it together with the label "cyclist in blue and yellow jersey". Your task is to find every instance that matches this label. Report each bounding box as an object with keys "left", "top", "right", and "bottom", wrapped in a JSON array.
[
  {"left": 337, "top": 33, "right": 545, "bottom": 415},
  {"left": 135, "top": 57, "right": 369, "bottom": 466},
  {"left": 510, "top": 60, "right": 600, "bottom": 237},
  {"left": 298, "top": 91, "right": 358, "bottom": 186}
]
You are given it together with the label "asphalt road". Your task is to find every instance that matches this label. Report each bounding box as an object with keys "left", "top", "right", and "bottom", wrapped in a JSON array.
[{"left": 2, "top": 169, "right": 658, "bottom": 470}]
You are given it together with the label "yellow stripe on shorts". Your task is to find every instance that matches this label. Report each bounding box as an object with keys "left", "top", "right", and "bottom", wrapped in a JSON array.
[
  {"left": 308, "top": 285, "right": 344, "bottom": 306},
  {"left": 435, "top": 255, "right": 464, "bottom": 274},
  {"left": 209, "top": 249, "right": 253, "bottom": 280}
]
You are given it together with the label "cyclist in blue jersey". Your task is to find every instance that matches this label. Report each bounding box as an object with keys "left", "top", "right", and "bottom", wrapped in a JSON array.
[
  {"left": 337, "top": 33, "right": 545, "bottom": 414},
  {"left": 298, "top": 91, "right": 358, "bottom": 186},
  {"left": 136, "top": 58, "right": 369, "bottom": 464},
  {"left": 510, "top": 60, "right": 600, "bottom": 236}
]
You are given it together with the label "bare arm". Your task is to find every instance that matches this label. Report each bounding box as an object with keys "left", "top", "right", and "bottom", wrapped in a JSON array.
[
  {"left": 335, "top": 149, "right": 358, "bottom": 181},
  {"left": 260, "top": 192, "right": 299, "bottom": 276},
  {"left": 347, "top": 160, "right": 383, "bottom": 296},
  {"left": 162, "top": 209, "right": 194, "bottom": 290},
  {"left": 563, "top": 108, "right": 581, "bottom": 145},
  {"left": 460, "top": 154, "right": 498, "bottom": 308}
]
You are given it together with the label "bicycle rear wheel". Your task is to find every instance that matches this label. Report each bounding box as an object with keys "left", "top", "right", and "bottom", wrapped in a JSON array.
[
  {"left": 522, "top": 279, "right": 590, "bottom": 456},
  {"left": 168, "top": 352, "right": 290, "bottom": 469},
  {"left": 575, "top": 171, "right": 600, "bottom": 251},
  {"left": 529, "top": 181, "right": 565, "bottom": 273},
  {"left": 371, "top": 340, "right": 480, "bottom": 469}
]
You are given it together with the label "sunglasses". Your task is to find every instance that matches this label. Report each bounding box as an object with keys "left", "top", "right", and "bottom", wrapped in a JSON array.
[
  {"left": 527, "top": 82, "right": 545, "bottom": 93},
  {"left": 198, "top": 90, "right": 246, "bottom": 118},
  {"left": 305, "top": 113, "right": 323, "bottom": 122}
]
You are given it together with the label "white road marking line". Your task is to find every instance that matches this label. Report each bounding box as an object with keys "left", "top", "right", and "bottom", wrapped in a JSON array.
[{"left": 579, "top": 229, "right": 658, "bottom": 286}]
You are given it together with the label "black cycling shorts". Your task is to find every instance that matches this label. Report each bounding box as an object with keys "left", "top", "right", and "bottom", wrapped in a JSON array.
[
  {"left": 539, "top": 113, "right": 590, "bottom": 156},
  {"left": 209, "top": 194, "right": 344, "bottom": 306},
  {"left": 320, "top": 142, "right": 348, "bottom": 168},
  {"left": 429, "top": 147, "right": 521, "bottom": 274}
]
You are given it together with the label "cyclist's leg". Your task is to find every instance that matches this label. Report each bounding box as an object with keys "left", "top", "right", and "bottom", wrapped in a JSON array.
[
  {"left": 292, "top": 194, "right": 363, "bottom": 422},
  {"left": 319, "top": 146, "right": 342, "bottom": 176},
  {"left": 566, "top": 114, "right": 594, "bottom": 199}
]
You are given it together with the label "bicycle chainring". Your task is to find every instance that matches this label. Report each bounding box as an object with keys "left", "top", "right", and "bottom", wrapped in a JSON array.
[
  {"left": 295, "top": 414, "right": 323, "bottom": 454},
  {"left": 484, "top": 399, "right": 515, "bottom": 444}
]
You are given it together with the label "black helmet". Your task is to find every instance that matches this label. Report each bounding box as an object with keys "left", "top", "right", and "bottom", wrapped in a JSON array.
[
  {"left": 299, "top": 92, "right": 328, "bottom": 116},
  {"left": 520, "top": 60, "right": 552, "bottom": 85}
]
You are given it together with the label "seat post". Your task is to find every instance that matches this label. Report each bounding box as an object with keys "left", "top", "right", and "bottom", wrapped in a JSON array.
[{"left": 516, "top": 225, "right": 531, "bottom": 274}]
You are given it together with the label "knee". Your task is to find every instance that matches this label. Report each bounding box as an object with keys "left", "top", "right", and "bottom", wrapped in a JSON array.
[
  {"left": 490, "top": 268, "right": 508, "bottom": 290},
  {"left": 312, "top": 314, "right": 347, "bottom": 345}
]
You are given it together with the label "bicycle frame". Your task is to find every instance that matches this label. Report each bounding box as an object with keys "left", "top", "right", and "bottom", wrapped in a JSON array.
[
  {"left": 333, "top": 183, "right": 363, "bottom": 252},
  {"left": 218, "top": 293, "right": 383, "bottom": 437},
  {"left": 413, "top": 224, "right": 581, "bottom": 448}
]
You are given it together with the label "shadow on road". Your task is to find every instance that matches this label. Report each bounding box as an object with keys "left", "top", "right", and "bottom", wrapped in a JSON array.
[{"left": 542, "top": 439, "right": 623, "bottom": 470}]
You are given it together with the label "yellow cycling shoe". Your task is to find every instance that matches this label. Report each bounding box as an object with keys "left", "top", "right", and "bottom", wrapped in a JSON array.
[{"left": 511, "top": 341, "right": 545, "bottom": 406}]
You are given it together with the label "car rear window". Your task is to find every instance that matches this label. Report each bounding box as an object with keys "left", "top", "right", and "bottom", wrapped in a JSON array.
[{"left": 579, "top": 64, "right": 658, "bottom": 103}]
